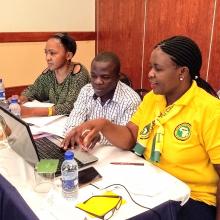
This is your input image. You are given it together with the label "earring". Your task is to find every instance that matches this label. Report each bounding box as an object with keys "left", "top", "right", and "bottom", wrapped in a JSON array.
[{"left": 180, "top": 77, "right": 184, "bottom": 81}]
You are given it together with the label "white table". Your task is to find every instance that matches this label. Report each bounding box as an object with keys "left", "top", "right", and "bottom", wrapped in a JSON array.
[{"left": 0, "top": 143, "right": 190, "bottom": 220}]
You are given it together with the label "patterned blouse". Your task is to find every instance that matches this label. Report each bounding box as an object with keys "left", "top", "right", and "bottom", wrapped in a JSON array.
[{"left": 21, "top": 63, "right": 90, "bottom": 115}]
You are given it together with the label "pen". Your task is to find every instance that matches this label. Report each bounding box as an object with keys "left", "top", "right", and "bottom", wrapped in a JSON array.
[{"left": 110, "top": 162, "right": 144, "bottom": 166}]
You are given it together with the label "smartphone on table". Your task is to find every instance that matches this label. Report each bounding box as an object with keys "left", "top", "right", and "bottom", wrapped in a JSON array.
[{"left": 79, "top": 166, "right": 102, "bottom": 187}]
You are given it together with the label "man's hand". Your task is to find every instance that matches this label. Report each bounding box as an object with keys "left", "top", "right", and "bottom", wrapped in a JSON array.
[
  {"left": 81, "top": 129, "right": 101, "bottom": 151},
  {"left": 61, "top": 119, "right": 107, "bottom": 151}
]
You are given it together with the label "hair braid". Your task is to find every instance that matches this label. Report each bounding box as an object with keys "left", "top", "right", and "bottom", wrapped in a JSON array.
[{"left": 155, "top": 36, "right": 218, "bottom": 98}]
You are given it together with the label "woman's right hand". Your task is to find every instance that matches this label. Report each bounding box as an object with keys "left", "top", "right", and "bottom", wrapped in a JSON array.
[{"left": 61, "top": 118, "right": 108, "bottom": 151}]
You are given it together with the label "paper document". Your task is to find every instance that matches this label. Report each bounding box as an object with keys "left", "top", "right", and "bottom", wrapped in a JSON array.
[
  {"left": 21, "top": 100, "right": 65, "bottom": 127},
  {"left": 29, "top": 116, "right": 67, "bottom": 137},
  {"left": 23, "top": 100, "right": 54, "bottom": 108},
  {"left": 22, "top": 115, "right": 65, "bottom": 127}
]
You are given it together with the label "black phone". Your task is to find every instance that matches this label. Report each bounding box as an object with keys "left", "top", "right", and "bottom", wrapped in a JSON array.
[{"left": 78, "top": 166, "right": 102, "bottom": 187}]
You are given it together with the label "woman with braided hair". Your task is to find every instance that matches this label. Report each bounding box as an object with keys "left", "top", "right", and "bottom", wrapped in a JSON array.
[{"left": 62, "top": 36, "right": 220, "bottom": 219}]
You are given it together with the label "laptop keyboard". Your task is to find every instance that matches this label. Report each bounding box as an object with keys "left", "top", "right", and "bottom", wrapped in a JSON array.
[{"left": 34, "top": 137, "right": 84, "bottom": 174}]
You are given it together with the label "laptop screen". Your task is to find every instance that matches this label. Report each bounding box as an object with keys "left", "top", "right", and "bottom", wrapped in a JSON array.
[{"left": 0, "top": 107, "right": 39, "bottom": 166}]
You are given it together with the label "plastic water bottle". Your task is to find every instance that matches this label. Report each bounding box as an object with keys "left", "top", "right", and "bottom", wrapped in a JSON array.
[
  {"left": 0, "top": 78, "right": 6, "bottom": 102},
  {"left": 61, "top": 150, "right": 78, "bottom": 199},
  {"left": 9, "top": 98, "right": 21, "bottom": 118},
  {"left": 0, "top": 78, "right": 8, "bottom": 109}
]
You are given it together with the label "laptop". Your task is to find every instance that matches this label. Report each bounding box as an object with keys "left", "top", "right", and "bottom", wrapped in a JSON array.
[{"left": 0, "top": 106, "right": 98, "bottom": 175}]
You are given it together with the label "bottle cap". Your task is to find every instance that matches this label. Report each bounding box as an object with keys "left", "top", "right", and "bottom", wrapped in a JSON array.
[
  {"left": 11, "top": 98, "right": 18, "bottom": 103},
  {"left": 64, "top": 150, "right": 74, "bottom": 160}
]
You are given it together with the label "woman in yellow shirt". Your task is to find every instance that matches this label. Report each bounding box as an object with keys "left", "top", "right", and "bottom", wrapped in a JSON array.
[{"left": 63, "top": 36, "right": 220, "bottom": 220}]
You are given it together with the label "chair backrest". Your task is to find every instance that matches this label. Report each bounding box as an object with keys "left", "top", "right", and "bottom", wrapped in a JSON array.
[
  {"left": 119, "top": 72, "right": 132, "bottom": 87},
  {"left": 119, "top": 72, "right": 148, "bottom": 99},
  {"left": 135, "top": 88, "right": 149, "bottom": 100}
]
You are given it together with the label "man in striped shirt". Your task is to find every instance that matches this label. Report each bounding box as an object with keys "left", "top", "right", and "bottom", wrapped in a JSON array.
[{"left": 63, "top": 52, "right": 141, "bottom": 146}]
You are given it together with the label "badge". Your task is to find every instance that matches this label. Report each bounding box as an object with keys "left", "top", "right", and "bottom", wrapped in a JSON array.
[
  {"left": 174, "top": 123, "right": 191, "bottom": 141},
  {"left": 140, "top": 123, "right": 152, "bottom": 139}
]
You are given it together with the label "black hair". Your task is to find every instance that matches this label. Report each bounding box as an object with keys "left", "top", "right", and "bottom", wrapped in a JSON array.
[
  {"left": 50, "top": 32, "right": 77, "bottom": 56},
  {"left": 93, "top": 51, "right": 121, "bottom": 75},
  {"left": 155, "top": 36, "right": 218, "bottom": 98}
]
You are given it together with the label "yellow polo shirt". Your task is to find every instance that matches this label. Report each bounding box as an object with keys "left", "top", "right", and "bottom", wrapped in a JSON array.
[{"left": 131, "top": 81, "right": 220, "bottom": 206}]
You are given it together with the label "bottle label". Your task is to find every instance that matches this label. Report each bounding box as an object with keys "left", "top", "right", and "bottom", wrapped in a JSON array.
[
  {"left": 61, "top": 161, "right": 78, "bottom": 195},
  {"left": 62, "top": 178, "right": 78, "bottom": 192},
  {"left": 0, "top": 91, "right": 6, "bottom": 100},
  {"left": 62, "top": 179, "right": 75, "bottom": 192}
]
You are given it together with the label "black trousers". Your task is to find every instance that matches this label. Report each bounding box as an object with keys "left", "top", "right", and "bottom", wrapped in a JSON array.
[
  {"left": 128, "top": 199, "right": 215, "bottom": 220},
  {"left": 177, "top": 198, "right": 216, "bottom": 220}
]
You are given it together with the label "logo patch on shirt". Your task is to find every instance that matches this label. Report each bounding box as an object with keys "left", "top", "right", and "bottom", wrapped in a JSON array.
[
  {"left": 140, "top": 124, "right": 151, "bottom": 139},
  {"left": 174, "top": 123, "right": 191, "bottom": 141}
]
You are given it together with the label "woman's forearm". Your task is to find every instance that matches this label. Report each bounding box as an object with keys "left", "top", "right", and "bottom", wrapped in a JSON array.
[{"left": 101, "top": 120, "right": 137, "bottom": 149}]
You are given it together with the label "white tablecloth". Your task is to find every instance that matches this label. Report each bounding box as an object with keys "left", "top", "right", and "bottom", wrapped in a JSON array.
[{"left": 0, "top": 144, "right": 190, "bottom": 220}]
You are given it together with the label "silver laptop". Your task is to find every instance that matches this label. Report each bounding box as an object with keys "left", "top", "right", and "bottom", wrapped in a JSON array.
[{"left": 0, "top": 106, "right": 98, "bottom": 175}]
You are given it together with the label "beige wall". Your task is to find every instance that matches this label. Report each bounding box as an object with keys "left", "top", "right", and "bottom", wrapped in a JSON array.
[
  {"left": 0, "top": 41, "right": 95, "bottom": 87},
  {"left": 0, "top": 0, "right": 95, "bottom": 32},
  {"left": 0, "top": 0, "right": 95, "bottom": 87}
]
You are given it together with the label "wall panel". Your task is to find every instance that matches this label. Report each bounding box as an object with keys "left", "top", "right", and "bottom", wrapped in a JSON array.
[
  {"left": 96, "top": 0, "right": 219, "bottom": 92},
  {"left": 143, "top": 0, "right": 215, "bottom": 89},
  {"left": 208, "top": 0, "right": 220, "bottom": 91},
  {"left": 0, "top": 32, "right": 96, "bottom": 43},
  {"left": 96, "top": 0, "right": 146, "bottom": 89}
]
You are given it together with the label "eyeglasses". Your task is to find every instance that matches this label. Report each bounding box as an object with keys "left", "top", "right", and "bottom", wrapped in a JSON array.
[{"left": 82, "top": 195, "right": 122, "bottom": 220}]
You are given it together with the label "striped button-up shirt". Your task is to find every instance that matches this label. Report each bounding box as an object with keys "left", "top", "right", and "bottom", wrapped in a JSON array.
[{"left": 64, "top": 81, "right": 141, "bottom": 145}]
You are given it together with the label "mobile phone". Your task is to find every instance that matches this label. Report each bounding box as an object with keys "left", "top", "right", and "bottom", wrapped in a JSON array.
[{"left": 79, "top": 166, "right": 102, "bottom": 187}]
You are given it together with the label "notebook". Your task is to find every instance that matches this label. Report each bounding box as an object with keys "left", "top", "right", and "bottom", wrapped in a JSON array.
[{"left": 0, "top": 106, "right": 98, "bottom": 175}]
